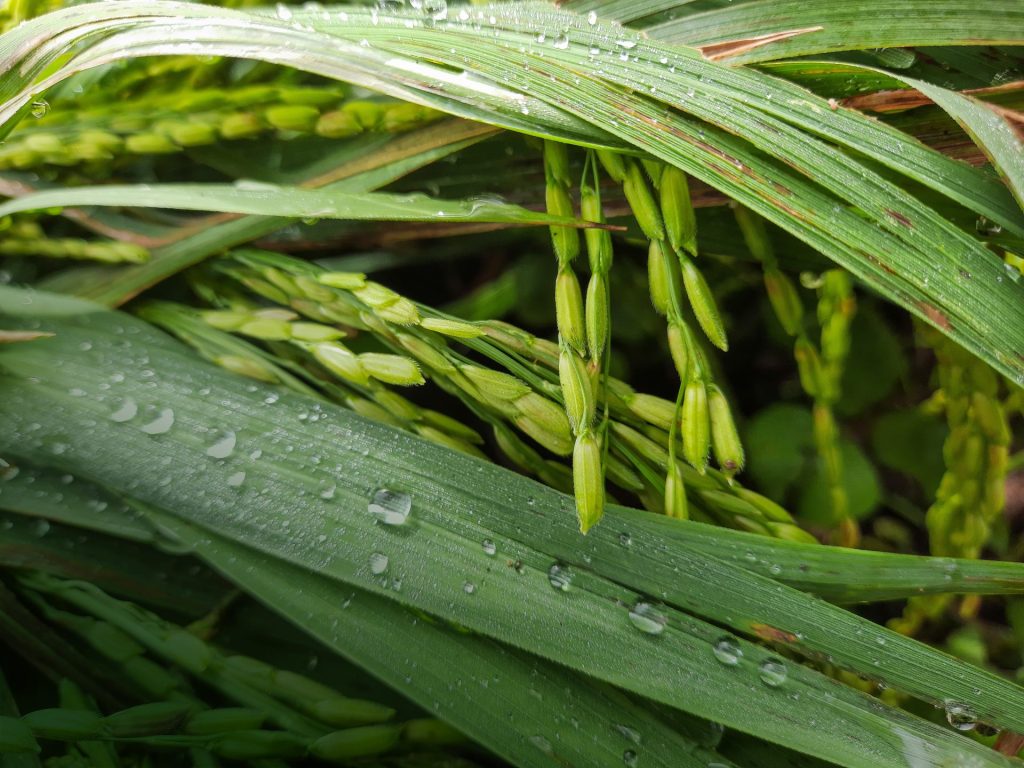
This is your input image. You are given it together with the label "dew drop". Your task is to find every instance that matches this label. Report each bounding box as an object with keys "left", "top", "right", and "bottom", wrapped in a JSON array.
[
  {"left": 618, "top": 532, "right": 632, "bottom": 547},
  {"left": 712, "top": 637, "right": 742, "bottom": 666},
  {"left": 482, "top": 539, "right": 496, "bottom": 556},
  {"left": 369, "top": 552, "right": 389, "bottom": 574},
  {"left": 623, "top": 750, "right": 638, "bottom": 767},
  {"left": 227, "top": 471, "right": 246, "bottom": 487},
  {"left": 463, "top": 581, "right": 476, "bottom": 595},
  {"left": 553, "top": 34, "right": 569, "bottom": 49},
  {"left": 109, "top": 398, "right": 138, "bottom": 423},
  {"left": 944, "top": 702, "right": 977, "bottom": 731},
  {"left": 615, "top": 39, "right": 637, "bottom": 50},
  {"left": 206, "top": 431, "right": 236, "bottom": 459},
  {"left": 628, "top": 601, "right": 667, "bottom": 635},
  {"left": 758, "top": 659, "right": 787, "bottom": 687},
  {"left": 32, "top": 518, "right": 50, "bottom": 537},
  {"left": 587, "top": 10, "right": 597, "bottom": 24},
  {"left": 275, "top": 2, "right": 293, "bottom": 19},
  {"left": 369, "top": 488, "right": 411, "bottom": 525},
  {"left": 31, "top": 100, "right": 49, "bottom": 118},
  {"left": 547, "top": 563, "right": 573, "bottom": 591},
  {"left": 140, "top": 408, "right": 174, "bottom": 435}
]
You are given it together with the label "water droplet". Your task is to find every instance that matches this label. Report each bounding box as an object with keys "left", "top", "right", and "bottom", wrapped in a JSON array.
[
  {"left": 319, "top": 483, "right": 336, "bottom": 500},
  {"left": 227, "top": 471, "right": 246, "bottom": 487},
  {"left": 768, "top": 563, "right": 782, "bottom": 576},
  {"left": 623, "top": 750, "right": 638, "bottom": 767},
  {"left": 109, "top": 398, "right": 138, "bottom": 422},
  {"left": 369, "top": 552, "right": 389, "bottom": 574},
  {"left": 206, "top": 430, "right": 236, "bottom": 459},
  {"left": 615, "top": 39, "right": 637, "bottom": 50},
  {"left": 369, "top": 488, "right": 411, "bottom": 525},
  {"left": 587, "top": 10, "right": 597, "bottom": 24},
  {"left": 553, "top": 34, "right": 569, "bottom": 49},
  {"left": 30, "top": 100, "right": 49, "bottom": 118},
  {"left": 628, "top": 601, "right": 667, "bottom": 635},
  {"left": 463, "top": 581, "right": 476, "bottom": 594},
  {"left": 712, "top": 637, "right": 742, "bottom": 666},
  {"left": 758, "top": 659, "right": 787, "bottom": 687},
  {"left": 32, "top": 519, "right": 50, "bottom": 537},
  {"left": 618, "top": 532, "right": 632, "bottom": 547},
  {"left": 275, "top": 2, "right": 293, "bottom": 19},
  {"left": 945, "top": 702, "right": 977, "bottom": 731},
  {"left": 482, "top": 539, "right": 496, "bottom": 556},
  {"left": 140, "top": 408, "right": 174, "bottom": 435},
  {"left": 548, "top": 563, "right": 573, "bottom": 591},
  {"left": 529, "top": 735, "right": 552, "bottom": 754},
  {"left": 613, "top": 724, "right": 641, "bottom": 744}
]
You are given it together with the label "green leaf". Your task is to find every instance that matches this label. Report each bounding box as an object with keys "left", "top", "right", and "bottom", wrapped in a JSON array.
[
  {"left": 872, "top": 409, "right": 948, "bottom": 496},
  {"left": 745, "top": 404, "right": 814, "bottom": 500},
  {"left": 2, "top": 293, "right": 1022, "bottom": 768},
  {"left": 797, "top": 439, "right": 882, "bottom": 523},
  {"left": 0, "top": 184, "right": 578, "bottom": 227},
  {"left": 645, "top": 0, "right": 1024, "bottom": 63}
]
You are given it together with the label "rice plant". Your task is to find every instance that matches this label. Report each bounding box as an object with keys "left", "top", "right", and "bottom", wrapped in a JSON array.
[{"left": 0, "top": 1, "right": 1023, "bottom": 766}]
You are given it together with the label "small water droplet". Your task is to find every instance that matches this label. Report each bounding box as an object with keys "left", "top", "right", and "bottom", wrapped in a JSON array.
[
  {"left": 369, "top": 552, "right": 389, "bottom": 574},
  {"left": 548, "top": 563, "right": 573, "bottom": 591},
  {"left": 206, "top": 430, "right": 236, "bottom": 459},
  {"left": 482, "top": 539, "right": 496, "bottom": 556},
  {"left": 319, "top": 483, "right": 336, "bottom": 500},
  {"left": 369, "top": 488, "right": 411, "bottom": 525},
  {"left": 32, "top": 519, "right": 50, "bottom": 537},
  {"left": 31, "top": 100, "right": 49, "bottom": 118},
  {"left": 463, "top": 581, "right": 476, "bottom": 594},
  {"left": 587, "top": 10, "right": 597, "bottom": 24},
  {"left": 628, "top": 601, "right": 667, "bottom": 635},
  {"left": 140, "top": 408, "right": 174, "bottom": 435},
  {"left": 275, "top": 2, "right": 293, "bottom": 19},
  {"left": 615, "top": 39, "right": 637, "bottom": 50},
  {"left": 944, "top": 702, "right": 977, "bottom": 731},
  {"left": 109, "top": 398, "right": 138, "bottom": 422},
  {"left": 553, "top": 33, "right": 569, "bottom": 49},
  {"left": 618, "top": 532, "right": 632, "bottom": 547},
  {"left": 758, "top": 659, "right": 787, "bottom": 687},
  {"left": 623, "top": 750, "right": 638, "bottom": 767},
  {"left": 227, "top": 471, "right": 246, "bottom": 487},
  {"left": 529, "top": 735, "right": 552, "bottom": 754},
  {"left": 712, "top": 637, "right": 742, "bottom": 666}
]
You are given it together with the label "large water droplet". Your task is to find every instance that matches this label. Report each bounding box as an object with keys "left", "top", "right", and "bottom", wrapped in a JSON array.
[
  {"left": 758, "top": 659, "right": 787, "bottom": 687},
  {"left": 369, "top": 488, "right": 411, "bottom": 525},
  {"left": 109, "top": 398, "right": 138, "bottom": 422},
  {"left": 587, "top": 10, "right": 597, "bottom": 24},
  {"left": 548, "top": 563, "right": 573, "bottom": 591},
  {"left": 553, "top": 33, "right": 569, "bottom": 49},
  {"left": 206, "top": 431, "right": 236, "bottom": 459},
  {"left": 32, "top": 519, "right": 50, "bottom": 537},
  {"left": 712, "top": 637, "right": 742, "bottom": 666},
  {"left": 482, "top": 539, "right": 496, "bottom": 556},
  {"left": 944, "top": 702, "right": 977, "bottom": 731},
  {"left": 369, "top": 552, "right": 389, "bottom": 574},
  {"left": 628, "top": 601, "right": 667, "bottom": 635},
  {"left": 463, "top": 581, "right": 476, "bottom": 595},
  {"left": 140, "top": 408, "right": 174, "bottom": 435},
  {"left": 227, "top": 471, "right": 246, "bottom": 487},
  {"left": 31, "top": 100, "right": 49, "bottom": 118}
]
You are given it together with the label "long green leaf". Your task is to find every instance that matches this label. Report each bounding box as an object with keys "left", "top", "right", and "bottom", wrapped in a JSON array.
[
  {"left": 1, "top": 291, "right": 1019, "bottom": 768},
  {"left": 0, "top": 184, "right": 579, "bottom": 227},
  {"left": 644, "top": 0, "right": 1024, "bottom": 63}
]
